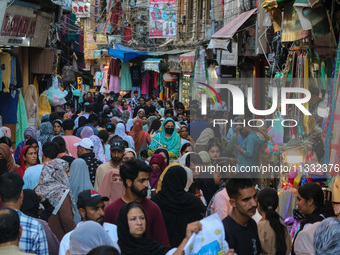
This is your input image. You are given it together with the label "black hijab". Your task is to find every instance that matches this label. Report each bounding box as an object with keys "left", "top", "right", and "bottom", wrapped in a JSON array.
[
  {"left": 21, "top": 189, "right": 40, "bottom": 218},
  {"left": 117, "top": 202, "right": 169, "bottom": 255},
  {"left": 154, "top": 148, "right": 170, "bottom": 165},
  {"left": 152, "top": 165, "right": 206, "bottom": 214},
  {"left": 151, "top": 165, "right": 206, "bottom": 247}
]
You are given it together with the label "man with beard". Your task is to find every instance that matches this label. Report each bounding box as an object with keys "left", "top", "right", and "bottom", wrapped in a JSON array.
[
  {"left": 58, "top": 190, "right": 120, "bottom": 255},
  {"left": 94, "top": 139, "right": 125, "bottom": 190},
  {"left": 104, "top": 158, "right": 170, "bottom": 247},
  {"left": 222, "top": 176, "right": 262, "bottom": 255}
]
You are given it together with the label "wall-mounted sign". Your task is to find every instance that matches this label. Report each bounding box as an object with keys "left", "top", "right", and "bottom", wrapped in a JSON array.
[
  {"left": 72, "top": 2, "right": 90, "bottom": 18},
  {"left": 0, "top": 4, "right": 52, "bottom": 47}
]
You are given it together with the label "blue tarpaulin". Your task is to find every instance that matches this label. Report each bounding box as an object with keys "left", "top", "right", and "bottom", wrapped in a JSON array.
[{"left": 108, "top": 44, "right": 149, "bottom": 62}]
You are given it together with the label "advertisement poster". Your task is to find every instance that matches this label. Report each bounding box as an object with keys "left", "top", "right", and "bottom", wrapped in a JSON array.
[{"left": 149, "top": 0, "right": 176, "bottom": 38}]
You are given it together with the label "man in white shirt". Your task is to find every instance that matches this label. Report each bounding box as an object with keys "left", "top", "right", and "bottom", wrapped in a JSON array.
[{"left": 59, "top": 190, "right": 120, "bottom": 255}]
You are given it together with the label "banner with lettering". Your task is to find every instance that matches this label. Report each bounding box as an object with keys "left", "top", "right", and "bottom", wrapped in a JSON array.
[{"left": 149, "top": 0, "right": 176, "bottom": 38}]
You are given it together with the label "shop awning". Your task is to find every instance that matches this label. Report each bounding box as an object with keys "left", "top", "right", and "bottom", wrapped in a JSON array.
[
  {"left": 149, "top": 49, "right": 193, "bottom": 56},
  {"left": 108, "top": 43, "right": 149, "bottom": 62},
  {"left": 211, "top": 8, "right": 257, "bottom": 39}
]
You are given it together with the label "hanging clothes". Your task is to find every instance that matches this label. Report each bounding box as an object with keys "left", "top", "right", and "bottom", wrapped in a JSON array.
[
  {"left": 95, "top": 72, "right": 103, "bottom": 86},
  {"left": 120, "top": 62, "right": 132, "bottom": 91},
  {"left": 141, "top": 72, "right": 151, "bottom": 95},
  {"left": 10, "top": 56, "right": 16, "bottom": 86},
  {"left": 24, "top": 85, "right": 39, "bottom": 129},
  {"left": 16, "top": 91, "right": 28, "bottom": 148},
  {"left": 0, "top": 50, "right": 11, "bottom": 93},
  {"left": 0, "top": 89, "right": 18, "bottom": 124}
]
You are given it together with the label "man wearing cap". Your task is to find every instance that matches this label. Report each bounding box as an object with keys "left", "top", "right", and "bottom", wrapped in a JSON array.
[
  {"left": 75, "top": 138, "right": 102, "bottom": 186},
  {"left": 58, "top": 189, "right": 120, "bottom": 255},
  {"left": 94, "top": 139, "right": 125, "bottom": 190}
]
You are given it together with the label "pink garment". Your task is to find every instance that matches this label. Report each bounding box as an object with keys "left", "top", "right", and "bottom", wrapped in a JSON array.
[
  {"left": 210, "top": 188, "right": 232, "bottom": 220},
  {"left": 63, "top": 136, "right": 81, "bottom": 158},
  {"left": 141, "top": 72, "right": 150, "bottom": 95},
  {"left": 109, "top": 75, "right": 120, "bottom": 93}
]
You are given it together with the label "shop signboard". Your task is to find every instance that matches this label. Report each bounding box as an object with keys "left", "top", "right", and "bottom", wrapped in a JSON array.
[
  {"left": 149, "top": 0, "right": 176, "bottom": 38},
  {"left": 0, "top": 5, "right": 52, "bottom": 47},
  {"left": 72, "top": 1, "right": 91, "bottom": 18},
  {"left": 221, "top": 42, "right": 238, "bottom": 66}
]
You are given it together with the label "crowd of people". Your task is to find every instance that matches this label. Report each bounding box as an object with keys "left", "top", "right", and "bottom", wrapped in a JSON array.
[{"left": 0, "top": 90, "right": 339, "bottom": 255}]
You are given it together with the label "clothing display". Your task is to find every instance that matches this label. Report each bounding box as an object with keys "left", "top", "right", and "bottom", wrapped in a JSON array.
[
  {"left": 120, "top": 61, "right": 132, "bottom": 91},
  {"left": 141, "top": 72, "right": 151, "bottom": 95}
]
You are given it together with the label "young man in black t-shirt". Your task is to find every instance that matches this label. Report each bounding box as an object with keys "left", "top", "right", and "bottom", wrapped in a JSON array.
[{"left": 223, "top": 177, "right": 262, "bottom": 255}]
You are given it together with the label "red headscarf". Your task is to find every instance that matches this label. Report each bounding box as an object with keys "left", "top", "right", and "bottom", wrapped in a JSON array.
[
  {"left": 149, "top": 154, "right": 167, "bottom": 189},
  {"left": 98, "top": 169, "right": 125, "bottom": 203},
  {"left": 15, "top": 145, "right": 33, "bottom": 177},
  {"left": 129, "top": 119, "right": 150, "bottom": 155}
]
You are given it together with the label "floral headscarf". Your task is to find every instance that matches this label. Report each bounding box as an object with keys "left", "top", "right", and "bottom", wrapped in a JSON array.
[
  {"left": 35, "top": 158, "right": 76, "bottom": 215},
  {"left": 38, "top": 122, "right": 54, "bottom": 146},
  {"left": 122, "top": 110, "right": 131, "bottom": 124},
  {"left": 89, "top": 135, "right": 108, "bottom": 163}
]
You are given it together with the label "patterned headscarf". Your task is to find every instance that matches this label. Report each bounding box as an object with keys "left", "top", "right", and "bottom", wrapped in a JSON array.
[
  {"left": 122, "top": 110, "right": 131, "bottom": 124},
  {"left": 38, "top": 122, "right": 54, "bottom": 145},
  {"left": 24, "top": 127, "right": 38, "bottom": 140},
  {"left": 0, "top": 127, "right": 11, "bottom": 138},
  {"left": 89, "top": 135, "right": 108, "bottom": 163},
  {"left": 35, "top": 158, "right": 76, "bottom": 215}
]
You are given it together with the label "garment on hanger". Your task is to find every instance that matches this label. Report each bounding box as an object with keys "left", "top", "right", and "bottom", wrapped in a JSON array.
[
  {"left": 0, "top": 50, "right": 11, "bottom": 93},
  {"left": 130, "top": 64, "right": 141, "bottom": 88},
  {"left": 141, "top": 72, "right": 150, "bottom": 95},
  {"left": 120, "top": 62, "right": 132, "bottom": 91},
  {"left": 95, "top": 72, "right": 103, "bottom": 86}
]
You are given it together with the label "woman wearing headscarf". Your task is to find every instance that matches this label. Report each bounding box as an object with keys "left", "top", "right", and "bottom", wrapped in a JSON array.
[
  {"left": 98, "top": 169, "right": 125, "bottom": 204},
  {"left": 69, "top": 158, "right": 94, "bottom": 223},
  {"left": 69, "top": 221, "right": 118, "bottom": 255},
  {"left": 114, "top": 123, "right": 135, "bottom": 149},
  {"left": 24, "top": 84, "right": 40, "bottom": 129},
  {"left": 179, "top": 125, "right": 195, "bottom": 147},
  {"left": 89, "top": 135, "right": 108, "bottom": 163},
  {"left": 117, "top": 202, "right": 202, "bottom": 255},
  {"left": 149, "top": 154, "right": 167, "bottom": 190},
  {"left": 149, "top": 118, "right": 181, "bottom": 161},
  {"left": 198, "top": 151, "right": 212, "bottom": 166},
  {"left": 52, "top": 119, "right": 64, "bottom": 136},
  {"left": 151, "top": 165, "right": 206, "bottom": 248},
  {"left": 15, "top": 145, "right": 37, "bottom": 177},
  {"left": 154, "top": 148, "right": 170, "bottom": 165},
  {"left": 0, "top": 126, "right": 11, "bottom": 138},
  {"left": 14, "top": 127, "right": 39, "bottom": 162},
  {"left": 38, "top": 122, "right": 54, "bottom": 146},
  {"left": 0, "top": 144, "right": 18, "bottom": 175},
  {"left": 145, "top": 116, "right": 157, "bottom": 132},
  {"left": 35, "top": 158, "right": 76, "bottom": 241},
  {"left": 80, "top": 126, "right": 94, "bottom": 139},
  {"left": 129, "top": 119, "right": 151, "bottom": 157},
  {"left": 126, "top": 119, "right": 135, "bottom": 132},
  {"left": 134, "top": 108, "right": 145, "bottom": 120}
]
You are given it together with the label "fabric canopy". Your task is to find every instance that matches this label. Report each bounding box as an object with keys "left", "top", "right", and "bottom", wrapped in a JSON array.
[
  {"left": 211, "top": 8, "right": 257, "bottom": 39},
  {"left": 108, "top": 43, "right": 149, "bottom": 62}
]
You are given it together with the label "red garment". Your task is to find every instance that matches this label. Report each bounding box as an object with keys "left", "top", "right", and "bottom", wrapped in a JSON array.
[
  {"left": 15, "top": 145, "right": 31, "bottom": 177},
  {"left": 110, "top": 2, "right": 123, "bottom": 30},
  {"left": 108, "top": 58, "right": 120, "bottom": 76},
  {"left": 141, "top": 72, "right": 150, "bottom": 95},
  {"left": 129, "top": 119, "right": 151, "bottom": 155},
  {"left": 124, "top": 26, "right": 132, "bottom": 43},
  {"left": 104, "top": 197, "right": 170, "bottom": 248},
  {"left": 153, "top": 72, "right": 159, "bottom": 89}
]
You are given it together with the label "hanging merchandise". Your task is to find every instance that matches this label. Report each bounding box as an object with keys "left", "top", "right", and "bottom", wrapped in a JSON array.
[
  {"left": 16, "top": 90, "right": 28, "bottom": 148},
  {"left": 0, "top": 50, "right": 11, "bottom": 93},
  {"left": 273, "top": 111, "right": 284, "bottom": 144},
  {"left": 120, "top": 62, "right": 132, "bottom": 91},
  {"left": 108, "top": 58, "right": 121, "bottom": 93},
  {"left": 24, "top": 85, "right": 39, "bottom": 129},
  {"left": 38, "top": 93, "right": 51, "bottom": 123},
  {"left": 131, "top": 63, "right": 142, "bottom": 95},
  {"left": 141, "top": 72, "right": 151, "bottom": 96},
  {"left": 45, "top": 76, "right": 66, "bottom": 106},
  {"left": 95, "top": 72, "right": 103, "bottom": 87},
  {"left": 0, "top": 90, "right": 18, "bottom": 124},
  {"left": 62, "top": 65, "right": 76, "bottom": 86},
  {"left": 100, "top": 66, "right": 110, "bottom": 93}
]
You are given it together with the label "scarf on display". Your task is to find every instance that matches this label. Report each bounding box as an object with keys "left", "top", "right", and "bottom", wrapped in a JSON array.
[
  {"left": 35, "top": 158, "right": 76, "bottom": 215},
  {"left": 129, "top": 119, "right": 149, "bottom": 155},
  {"left": 149, "top": 118, "right": 180, "bottom": 158},
  {"left": 149, "top": 154, "right": 167, "bottom": 189},
  {"left": 117, "top": 203, "right": 169, "bottom": 255},
  {"left": 24, "top": 84, "right": 39, "bottom": 128},
  {"left": 89, "top": 135, "right": 108, "bottom": 163},
  {"left": 98, "top": 169, "right": 125, "bottom": 204}
]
